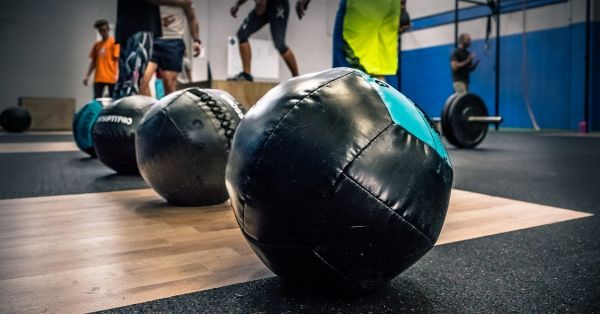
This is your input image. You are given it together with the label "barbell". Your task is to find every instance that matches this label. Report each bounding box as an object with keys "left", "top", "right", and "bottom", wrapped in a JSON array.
[{"left": 432, "top": 93, "right": 503, "bottom": 149}]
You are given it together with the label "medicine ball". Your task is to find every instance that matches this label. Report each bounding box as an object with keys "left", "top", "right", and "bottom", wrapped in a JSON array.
[
  {"left": 226, "top": 68, "right": 453, "bottom": 291},
  {"left": 72, "top": 100, "right": 104, "bottom": 157},
  {"left": 136, "top": 88, "right": 245, "bottom": 206},
  {"left": 0, "top": 107, "right": 32, "bottom": 133},
  {"left": 93, "top": 95, "right": 155, "bottom": 174}
]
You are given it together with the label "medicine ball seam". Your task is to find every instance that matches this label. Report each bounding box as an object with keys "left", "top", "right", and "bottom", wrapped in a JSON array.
[
  {"left": 181, "top": 89, "right": 241, "bottom": 152},
  {"left": 204, "top": 98, "right": 237, "bottom": 148},
  {"left": 410, "top": 104, "right": 448, "bottom": 164},
  {"left": 310, "top": 249, "right": 363, "bottom": 290},
  {"left": 206, "top": 90, "right": 245, "bottom": 148},
  {"left": 339, "top": 172, "right": 434, "bottom": 245},
  {"left": 197, "top": 98, "right": 234, "bottom": 152},
  {"left": 240, "top": 209, "right": 432, "bottom": 290},
  {"left": 417, "top": 109, "right": 443, "bottom": 158},
  {"left": 332, "top": 122, "right": 393, "bottom": 190},
  {"left": 238, "top": 226, "right": 359, "bottom": 286},
  {"left": 412, "top": 102, "right": 440, "bottom": 135},
  {"left": 240, "top": 72, "right": 356, "bottom": 224},
  {"left": 247, "top": 71, "right": 356, "bottom": 184}
]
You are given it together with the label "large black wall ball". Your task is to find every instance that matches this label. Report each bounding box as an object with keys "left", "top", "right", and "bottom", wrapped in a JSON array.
[
  {"left": 72, "top": 100, "right": 104, "bottom": 157},
  {"left": 93, "top": 95, "right": 155, "bottom": 174},
  {"left": 226, "top": 68, "right": 453, "bottom": 291},
  {"left": 136, "top": 88, "right": 245, "bottom": 206},
  {"left": 0, "top": 107, "right": 31, "bottom": 133}
]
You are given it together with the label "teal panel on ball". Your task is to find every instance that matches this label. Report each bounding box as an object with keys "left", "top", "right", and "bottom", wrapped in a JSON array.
[
  {"left": 357, "top": 71, "right": 450, "bottom": 165},
  {"left": 74, "top": 99, "right": 103, "bottom": 150}
]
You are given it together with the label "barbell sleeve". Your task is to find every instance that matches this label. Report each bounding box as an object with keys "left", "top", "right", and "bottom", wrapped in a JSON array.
[{"left": 467, "top": 116, "right": 503, "bottom": 123}]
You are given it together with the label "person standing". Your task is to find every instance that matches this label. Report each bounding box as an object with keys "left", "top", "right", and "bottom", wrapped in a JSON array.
[
  {"left": 450, "top": 33, "right": 479, "bottom": 94},
  {"left": 140, "top": 1, "right": 202, "bottom": 96},
  {"left": 114, "top": 0, "right": 192, "bottom": 98},
  {"left": 332, "top": 0, "right": 400, "bottom": 81},
  {"left": 84, "top": 19, "right": 120, "bottom": 98},
  {"left": 228, "top": 0, "right": 310, "bottom": 81}
]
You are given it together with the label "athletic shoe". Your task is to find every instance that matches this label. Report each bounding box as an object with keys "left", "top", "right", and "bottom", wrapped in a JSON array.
[{"left": 227, "top": 72, "right": 254, "bottom": 82}]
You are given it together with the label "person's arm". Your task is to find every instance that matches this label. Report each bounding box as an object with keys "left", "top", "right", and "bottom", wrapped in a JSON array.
[
  {"left": 469, "top": 58, "right": 480, "bottom": 71},
  {"left": 83, "top": 60, "right": 95, "bottom": 86},
  {"left": 230, "top": 0, "right": 249, "bottom": 18},
  {"left": 84, "top": 46, "right": 96, "bottom": 86},
  {"left": 113, "top": 43, "right": 120, "bottom": 61},
  {"left": 450, "top": 53, "right": 474, "bottom": 71},
  {"left": 399, "top": 10, "right": 411, "bottom": 33},
  {"left": 186, "top": 64, "right": 193, "bottom": 82},
  {"left": 296, "top": 0, "right": 311, "bottom": 19},
  {"left": 182, "top": 2, "right": 202, "bottom": 57}
]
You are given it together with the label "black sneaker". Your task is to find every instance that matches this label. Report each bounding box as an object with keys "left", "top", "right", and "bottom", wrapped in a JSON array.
[{"left": 228, "top": 72, "right": 254, "bottom": 82}]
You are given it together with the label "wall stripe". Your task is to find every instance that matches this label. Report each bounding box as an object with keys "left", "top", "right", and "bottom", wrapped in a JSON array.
[
  {"left": 402, "top": 2, "right": 573, "bottom": 51},
  {"left": 411, "top": 0, "right": 567, "bottom": 31}
]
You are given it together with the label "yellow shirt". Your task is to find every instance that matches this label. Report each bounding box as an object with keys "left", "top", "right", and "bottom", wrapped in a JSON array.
[
  {"left": 90, "top": 37, "right": 120, "bottom": 84},
  {"left": 343, "top": 0, "right": 400, "bottom": 76}
]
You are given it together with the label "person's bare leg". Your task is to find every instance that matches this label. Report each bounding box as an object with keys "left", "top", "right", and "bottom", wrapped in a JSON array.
[
  {"left": 140, "top": 62, "right": 158, "bottom": 96},
  {"left": 281, "top": 48, "right": 299, "bottom": 77},
  {"left": 161, "top": 70, "right": 179, "bottom": 95},
  {"left": 239, "top": 42, "right": 252, "bottom": 74}
]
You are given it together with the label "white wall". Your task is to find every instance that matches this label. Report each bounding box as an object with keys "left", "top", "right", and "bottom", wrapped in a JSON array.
[
  {"left": 407, "top": 0, "right": 474, "bottom": 19},
  {"left": 0, "top": 0, "right": 117, "bottom": 111},
  {"left": 0, "top": 0, "right": 337, "bottom": 112}
]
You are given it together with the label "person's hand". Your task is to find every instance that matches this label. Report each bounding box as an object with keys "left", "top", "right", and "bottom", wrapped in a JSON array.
[
  {"left": 468, "top": 52, "right": 476, "bottom": 62},
  {"left": 161, "top": 14, "right": 175, "bottom": 27},
  {"left": 193, "top": 40, "right": 201, "bottom": 57},
  {"left": 230, "top": 4, "right": 239, "bottom": 18},
  {"left": 399, "top": 24, "right": 411, "bottom": 34},
  {"left": 255, "top": 0, "right": 267, "bottom": 16},
  {"left": 296, "top": 0, "right": 311, "bottom": 19},
  {"left": 83, "top": 77, "right": 89, "bottom": 86}
]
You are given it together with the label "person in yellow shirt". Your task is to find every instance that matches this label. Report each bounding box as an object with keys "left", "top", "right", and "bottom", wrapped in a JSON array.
[
  {"left": 332, "top": 0, "right": 400, "bottom": 80},
  {"left": 84, "top": 19, "right": 120, "bottom": 98}
]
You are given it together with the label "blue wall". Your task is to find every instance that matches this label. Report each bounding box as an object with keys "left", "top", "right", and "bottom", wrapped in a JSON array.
[{"left": 400, "top": 21, "right": 599, "bottom": 131}]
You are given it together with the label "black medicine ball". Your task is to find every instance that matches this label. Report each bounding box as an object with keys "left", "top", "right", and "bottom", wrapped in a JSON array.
[
  {"left": 93, "top": 95, "right": 155, "bottom": 174},
  {"left": 136, "top": 88, "right": 245, "bottom": 206},
  {"left": 226, "top": 68, "right": 453, "bottom": 291},
  {"left": 0, "top": 107, "right": 32, "bottom": 133}
]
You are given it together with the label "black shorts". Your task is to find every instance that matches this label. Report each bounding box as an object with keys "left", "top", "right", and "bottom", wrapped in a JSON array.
[
  {"left": 236, "top": 0, "right": 290, "bottom": 54},
  {"left": 151, "top": 38, "right": 185, "bottom": 72},
  {"left": 93, "top": 82, "right": 115, "bottom": 98}
]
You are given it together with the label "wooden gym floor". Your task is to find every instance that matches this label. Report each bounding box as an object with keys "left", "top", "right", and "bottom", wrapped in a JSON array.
[{"left": 0, "top": 187, "right": 590, "bottom": 313}]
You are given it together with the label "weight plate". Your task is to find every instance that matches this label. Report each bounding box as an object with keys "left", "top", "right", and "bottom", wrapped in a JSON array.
[
  {"left": 441, "top": 93, "right": 459, "bottom": 146},
  {"left": 446, "top": 93, "right": 488, "bottom": 148}
]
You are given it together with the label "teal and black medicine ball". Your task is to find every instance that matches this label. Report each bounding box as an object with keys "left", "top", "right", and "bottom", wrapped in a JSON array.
[
  {"left": 93, "top": 95, "right": 155, "bottom": 174},
  {"left": 226, "top": 67, "right": 453, "bottom": 291},
  {"left": 72, "top": 100, "right": 104, "bottom": 157}
]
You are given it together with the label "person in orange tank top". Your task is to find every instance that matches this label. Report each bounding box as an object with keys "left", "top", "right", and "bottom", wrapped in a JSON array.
[{"left": 84, "top": 19, "right": 120, "bottom": 98}]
